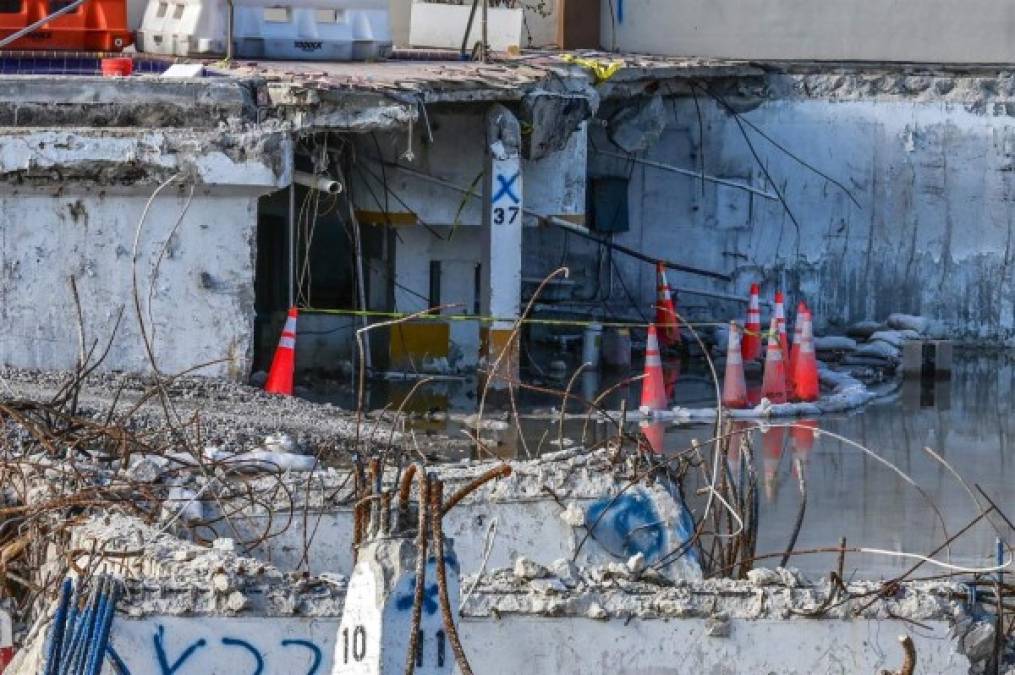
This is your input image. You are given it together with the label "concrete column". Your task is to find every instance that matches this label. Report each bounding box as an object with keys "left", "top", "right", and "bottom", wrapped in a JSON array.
[
  {"left": 480, "top": 104, "right": 523, "bottom": 389},
  {"left": 332, "top": 537, "right": 460, "bottom": 674}
]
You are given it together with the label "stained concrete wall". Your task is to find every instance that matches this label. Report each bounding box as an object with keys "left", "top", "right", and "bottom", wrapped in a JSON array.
[
  {"left": 0, "top": 128, "right": 289, "bottom": 378},
  {"left": 462, "top": 615, "right": 969, "bottom": 674},
  {"left": 599, "top": 0, "right": 1015, "bottom": 63},
  {"left": 526, "top": 75, "right": 1015, "bottom": 342},
  {"left": 0, "top": 189, "right": 259, "bottom": 378}
]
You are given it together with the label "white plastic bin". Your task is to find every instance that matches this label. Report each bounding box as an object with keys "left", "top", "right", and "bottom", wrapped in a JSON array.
[{"left": 137, "top": 0, "right": 391, "bottom": 59}]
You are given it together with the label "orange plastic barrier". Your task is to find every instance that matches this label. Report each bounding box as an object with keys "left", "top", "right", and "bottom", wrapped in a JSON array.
[{"left": 0, "top": 0, "right": 133, "bottom": 51}]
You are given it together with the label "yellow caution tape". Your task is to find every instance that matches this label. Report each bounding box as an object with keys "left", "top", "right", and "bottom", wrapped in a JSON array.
[
  {"left": 559, "top": 54, "right": 623, "bottom": 84},
  {"left": 299, "top": 307, "right": 765, "bottom": 336}
]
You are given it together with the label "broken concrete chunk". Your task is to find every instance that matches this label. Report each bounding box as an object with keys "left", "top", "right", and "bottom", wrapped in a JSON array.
[
  {"left": 226, "top": 590, "right": 247, "bottom": 611},
  {"left": 514, "top": 556, "right": 549, "bottom": 580},
  {"left": 529, "top": 578, "right": 569, "bottom": 595},
  {"left": 559, "top": 502, "right": 585, "bottom": 528},
  {"left": 958, "top": 621, "right": 995, "bottom": 662},
  {"left": 549, "top": 559, "right": 579, "bottom": 587},
  {"left": 626, "top": 553, "right": 646, "bottom": 577},
  {"left": 886, "top": 313, "right": 929, "bottom": 334},
  {"left": 746, "top": 567, "right": 781, "bottom": 586},
  {"left": 585, "top": 602, "right": 608, "bottom": 620},
  {"left": 127, "top": 457, "right": 164, "bottom": 483},
  {"left": 777, "top": 566, "right": 807, "bottom": 588}
]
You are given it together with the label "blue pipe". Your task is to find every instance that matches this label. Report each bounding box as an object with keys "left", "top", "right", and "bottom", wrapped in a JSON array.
[
  {"left": 59, "top": 584, "right": 83, "bottom": 669},
  {"left": 85, "top": 584, "right": 117, "bottom": 675},
  {"left": 61, "top": 583, "right": 99, "bottom": 675},
  {"left": 74, "top": 579, "right": 108, "bottom": 675},
  {"left": 43, "top": 578, "right": 73, "bottom": 675},
  {"left": 59, "top": 601, "right": 89, "bottom": 674}
]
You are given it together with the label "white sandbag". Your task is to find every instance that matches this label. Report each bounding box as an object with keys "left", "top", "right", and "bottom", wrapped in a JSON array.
[{"left": 886, "top": 313, "right": 929, "bottom": 334}]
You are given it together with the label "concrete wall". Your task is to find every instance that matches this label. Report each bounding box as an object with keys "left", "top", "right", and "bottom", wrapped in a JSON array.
[
  {"left": 0, "top": 189, "right": 259, "bottom": 378},
  {"left": 525, "top": 77, "right": 1015, "bottom": 342},
  {"left": 104, "top": 617, "right": 337, "bottom": 674},
  {"left": 224, "top": 488, "right": 697, "bottom": 580},
  {"left": 599, "top": 0, "right": 1015, "bottom": 63},
  {"left": 393, "top": 0, "right": 559, "bottom": 49},
  {"left": 462, "top": 615, "right": 969, "bottom": 674}
]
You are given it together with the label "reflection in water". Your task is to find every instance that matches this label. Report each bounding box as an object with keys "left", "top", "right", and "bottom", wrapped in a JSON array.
[{"left": 670, "top": 354, "right": 1014, "bottom": 577}]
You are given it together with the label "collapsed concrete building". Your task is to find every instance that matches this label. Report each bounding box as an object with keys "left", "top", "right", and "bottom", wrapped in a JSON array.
[{"left": 1, "top": 2, "right": 1015, "bottom": 674}]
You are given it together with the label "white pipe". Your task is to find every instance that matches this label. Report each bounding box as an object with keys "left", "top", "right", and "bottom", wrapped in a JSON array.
[
  {"left": 293, "top": 171, "right": 343, "bottom": 195},
  {"left": 0, "top": 0, "right": 88, "bottom": 48}
]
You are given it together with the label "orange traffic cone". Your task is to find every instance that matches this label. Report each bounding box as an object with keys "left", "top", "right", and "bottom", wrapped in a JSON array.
[
  {"left": 655, "top": 262, "right": 681, "bottom": 348},
  {"left": 742, "top": 283, "right": 762, "bottom": 361},
  {"left": 265, "top": 307, "right": 298, "bottom": 396},
  {"left": 722, "top": 321, "right": 748, "bottom": 409},
  {"left": 791, "top": 419, "right": 818, "bottom": 478},
  {"left": 640, "top": 420, "right": 666, "bottom": 455},
  {"left": 792, "top": 310, "right": 819, "bottom": 402},
  {"left": 761, "top": 318, "right": 789, "bottom": 404},
  {"left": 788, "top": 300, "right": 806, "bottom": 386},
  {"left": 640, "top": 324, "right": 668, "bottom": 414},
  {"left": 775, "top": 292, "right": 790, "bottom": 366}
]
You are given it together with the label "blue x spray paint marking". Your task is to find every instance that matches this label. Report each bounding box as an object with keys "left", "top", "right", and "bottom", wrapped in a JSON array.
[{"left": 493, "top": 172, "right": 520, "bottom": 204}]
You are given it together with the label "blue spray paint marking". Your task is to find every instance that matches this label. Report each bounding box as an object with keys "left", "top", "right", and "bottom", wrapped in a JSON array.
[
  {"left": 221, "top": 637, "right": 264, "bottom": 675},
  {"left": 393, "top": 556, "right": 459, "bottom": 614},
  {"left": 616, "top": 0, "right": 624, "bottom": 23},
  {"left": 281, "top": 639, "right": 322, "bottom": 675},
  {"left": 154, "top": 625, "right": 207, "bottom": 674},
  {"left": 584, "top": 491, "right": 667, "bottom": 562},
  {"left": 394, "top": 576, "right": 439, "bottom": 615},
  {"left": 106, "top": 645, "right": 131, "bottom": 675},
  {"left": 109, "top": 629, "right": 324, "bottom": 674},
  {"left": 492, "top": 172, "right": 521, "bottom": 204}
]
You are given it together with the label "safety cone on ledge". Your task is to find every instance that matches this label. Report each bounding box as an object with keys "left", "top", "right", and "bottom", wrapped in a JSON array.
[
  {"left": 793, "top": 310, "right": 820, "bottom": 402},
  {"left": 761, "top": 318, "right": 789, "bottom": 404},
  {"left": 655, "top": 262, "right": 681, "bottom": 348},
  {"left": 742, "top": 283, "right": 762, "bottom": 361},
  {"left": 640, "top": 324, "right": 668, "bottom": 415},
  {"left": 788, "top": 301, "right": 806, "bottom": 386},
  {"left": 722, "top": 321, "right": 748, "bottom": 409},
  {"left": 265, "top": 307, "right": 298, "bottom": 396}
]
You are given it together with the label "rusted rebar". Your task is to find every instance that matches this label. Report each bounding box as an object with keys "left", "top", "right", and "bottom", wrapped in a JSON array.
[
  {"left": 441, "top": 464, "right": 512, "bottom": 516},
  {"left": 403, "top": 471, "right": 430, "bottom": 675},
  {"left": 430, "top": 478, "right": 474, "bottom": 675}
]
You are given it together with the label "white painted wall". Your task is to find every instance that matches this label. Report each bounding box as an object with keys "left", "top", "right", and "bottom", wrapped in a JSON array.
[
  {"left": 89, "top": 613, "right": 969, "bottom": 674},
  {"left": 461, "top": 615, "right": 969, "bottom": 674},
  {"left": 599, "top": 0, "right": 1015, "bottom": 63},
  {"left": 0, "top": 189, "right": 260, "bottom": 378},
  {"left": 394, "top": 0, "right": 558, "bottom": 49}
]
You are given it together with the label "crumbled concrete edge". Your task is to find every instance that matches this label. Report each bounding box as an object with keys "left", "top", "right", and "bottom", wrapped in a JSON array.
[
  {"left": 69, "top": 513, "right": 346, "bottom": 618},
  {"left": 460, "top": 562, "right": 967, "bottom": 624}
]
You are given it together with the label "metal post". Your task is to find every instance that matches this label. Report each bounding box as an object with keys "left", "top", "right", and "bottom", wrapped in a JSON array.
[
  {"left": 287, "top": 182, "right": 295, "bottom": 309},
  {"left": 226, "top": 0, "right": 234, "bottom": 61},
  {"left": 480, "top": 0, "right": 488, "bottom": 62}
]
